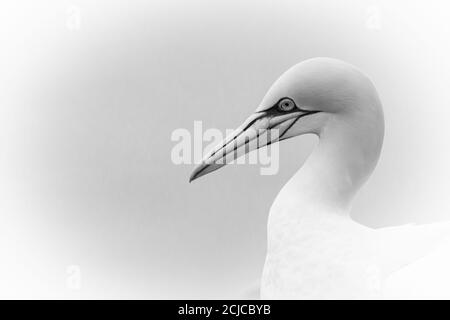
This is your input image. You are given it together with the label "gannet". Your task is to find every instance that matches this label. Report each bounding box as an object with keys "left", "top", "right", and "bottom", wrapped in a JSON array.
[{"left": 189, "top": 58, "right": 450, "bottom": 299}]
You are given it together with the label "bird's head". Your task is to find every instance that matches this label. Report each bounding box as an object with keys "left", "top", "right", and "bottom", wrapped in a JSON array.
[{"left": 189, "top": 57, "right": 384, "bottom": 182}]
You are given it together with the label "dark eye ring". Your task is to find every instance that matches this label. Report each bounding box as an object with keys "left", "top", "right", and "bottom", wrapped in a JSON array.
[{"left": 278, "top": 98, "right": 295, "bottom": 111}]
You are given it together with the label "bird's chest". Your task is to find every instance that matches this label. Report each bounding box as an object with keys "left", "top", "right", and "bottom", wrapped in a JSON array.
[{"left": 261, "top": 206, "right": 382, "bottom": 299}]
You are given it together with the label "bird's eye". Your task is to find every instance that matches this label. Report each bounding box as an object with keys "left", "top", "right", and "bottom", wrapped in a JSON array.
[{"left": 278, "top": 98, "right": 295, "bottom": 112}]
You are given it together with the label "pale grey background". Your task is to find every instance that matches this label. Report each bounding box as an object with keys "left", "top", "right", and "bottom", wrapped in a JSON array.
[{"left": 1, "top": 0, "right": 450, "bottom": 298}]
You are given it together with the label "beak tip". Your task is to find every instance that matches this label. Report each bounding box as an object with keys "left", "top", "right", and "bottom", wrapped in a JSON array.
[{"left": 189, "top": 163, "right": 205, "bottom": 183}]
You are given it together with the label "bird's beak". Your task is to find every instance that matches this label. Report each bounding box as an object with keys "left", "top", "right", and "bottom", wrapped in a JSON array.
[{"left": 189, "top": 109, "right": 316, "bottom": 182}]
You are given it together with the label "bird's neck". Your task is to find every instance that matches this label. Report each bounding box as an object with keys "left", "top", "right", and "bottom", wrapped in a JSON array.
[
  {"left": 262, "top": 113, "right": 384, "bottom": 298},
  {"left": 281, "top": 113, "right": 383, "bottom": 213}
]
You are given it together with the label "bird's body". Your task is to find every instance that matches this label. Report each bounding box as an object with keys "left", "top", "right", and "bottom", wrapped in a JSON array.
[
  {"left": 190, "top": 58, "right": 450, "bottom": 299},
  {"left": 263, "top": 198, "right": 376, "bottom": 299},
  {"left": 263, "top": 174, "right": 450, "bottom": 299}
]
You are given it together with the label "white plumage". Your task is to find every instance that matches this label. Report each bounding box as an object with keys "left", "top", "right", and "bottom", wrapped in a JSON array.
[{"left": 190, "top": 57, "right": 450, "bottom": 299}]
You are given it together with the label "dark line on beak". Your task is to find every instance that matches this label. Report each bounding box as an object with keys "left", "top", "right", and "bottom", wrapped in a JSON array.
[
  {"left": 191, "top": 113, "right": 270, "bottom": 181},
  {"left": 192, "top": 110, "right": 320, "bottom": 181},
  {"left": 218, "top": 111, "right": 319, "bottom": 163},
  {"left": 221, "top": 126, "right": 268, "bottom": 164},
  {"left": 233, "top": 137, "right": 238, "bottom": 161},
  {"left": 209, "top": 112, "right": 269, "bottom": 158},
  {"left": 280, "top": 116, "right": 300, "bottom": 139},
  {"left": 279, "top": 110, "right": 320, "bottom": 140},
  {"left": 279, "top": 114, "right": 304, "bottom": 139}
]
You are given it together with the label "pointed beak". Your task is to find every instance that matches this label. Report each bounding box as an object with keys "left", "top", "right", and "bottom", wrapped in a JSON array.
[{"left": 189, "top": 109, "right": 316, "bottom": 182}]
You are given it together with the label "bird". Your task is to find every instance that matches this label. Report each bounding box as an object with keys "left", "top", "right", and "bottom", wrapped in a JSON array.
[{"left": 189, "top": 57, "right": 450, "bottom": 299}]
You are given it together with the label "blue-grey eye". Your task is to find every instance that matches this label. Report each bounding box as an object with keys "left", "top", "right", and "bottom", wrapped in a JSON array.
[{"left": 278, "top": 98, "right": 295, "bottom": 111}]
